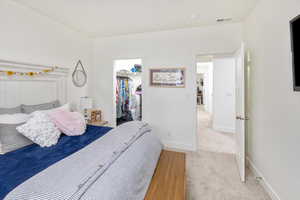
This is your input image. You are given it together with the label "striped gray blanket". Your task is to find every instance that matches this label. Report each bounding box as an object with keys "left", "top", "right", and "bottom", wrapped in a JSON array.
[{"left": 5, "top": 121, "right": 162, "bottom": 200}]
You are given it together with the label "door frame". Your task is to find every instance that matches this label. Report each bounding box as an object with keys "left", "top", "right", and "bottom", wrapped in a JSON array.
[{"left": 195, "top": 50, "right": 247, "bottom": 182}]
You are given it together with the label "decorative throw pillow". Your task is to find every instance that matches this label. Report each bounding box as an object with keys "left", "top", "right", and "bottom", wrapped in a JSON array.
[
  {"left": 17, "top": 112, "right": 61, "bottom": 147},
  {"left": 48, "top": 110, "right": 86, "bottom": 136},
  {"left": 21, "top": 100, "right": 60, "bottom": 114}
]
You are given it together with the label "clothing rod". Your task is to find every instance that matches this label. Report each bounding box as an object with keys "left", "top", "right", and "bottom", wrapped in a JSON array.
[
  {"left": 117, "top": 75, "right": 132, "bottom": 80},
  {"left": 0, "top": 59, "right": 69, "bottom": 71}
]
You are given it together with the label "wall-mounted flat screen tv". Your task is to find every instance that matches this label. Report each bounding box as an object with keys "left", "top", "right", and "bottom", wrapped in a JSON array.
[{"left": 291, "top": 15, "right": 300, "bottom": 91}]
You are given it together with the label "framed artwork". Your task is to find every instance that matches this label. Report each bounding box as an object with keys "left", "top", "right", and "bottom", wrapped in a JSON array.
[
  {"left": 150, "top": 68, "right": 185, "bottom": 88},
  {"left": 88, "top": 109, "right": 102, "bottom": 123}
]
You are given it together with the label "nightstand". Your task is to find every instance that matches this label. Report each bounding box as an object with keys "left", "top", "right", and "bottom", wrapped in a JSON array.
[{"left": 87, "top": 120, "right": 110, "bottom": 127}]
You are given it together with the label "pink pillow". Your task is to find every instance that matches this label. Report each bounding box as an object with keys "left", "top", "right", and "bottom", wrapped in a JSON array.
[{"left": 48, "top": 110, "right": 86, "bottom": 136}]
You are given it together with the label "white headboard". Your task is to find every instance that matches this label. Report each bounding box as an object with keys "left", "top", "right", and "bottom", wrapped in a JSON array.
[{"left": 0, "top": 59, "right": 69, "bottom": 108}]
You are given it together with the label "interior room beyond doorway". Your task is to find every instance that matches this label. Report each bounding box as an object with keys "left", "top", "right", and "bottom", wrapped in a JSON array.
[
  {"left": 113, "top": 59, "right": 142, "bottom": 126},
  {"left": 196, "top": 56, "right": 236, "bottom": 154}
]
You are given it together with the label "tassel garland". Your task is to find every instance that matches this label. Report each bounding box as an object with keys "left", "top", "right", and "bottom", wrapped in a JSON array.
[{"left": 0, "top": 66, "right": 58, "bottom": 77}]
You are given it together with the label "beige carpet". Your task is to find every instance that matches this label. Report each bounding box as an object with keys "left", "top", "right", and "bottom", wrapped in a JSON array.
[
  {"left": 186, "top": 151, "right": 271, "bottom": 200},
  {"left": 184, "top": 106, "right": 271, "bottom": 200},
  {"left": 197, "top": 106, "right": 236, "bottom": 154}
]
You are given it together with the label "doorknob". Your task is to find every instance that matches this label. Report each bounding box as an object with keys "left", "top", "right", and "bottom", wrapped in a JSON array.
[{"left": 236, "top": 116, "right": 249, "bottom": 120}]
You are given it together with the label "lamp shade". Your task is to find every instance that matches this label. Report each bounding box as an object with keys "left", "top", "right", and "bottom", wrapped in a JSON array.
[{"left": 80, "top": 97, "right": 93, "bottom": 110}]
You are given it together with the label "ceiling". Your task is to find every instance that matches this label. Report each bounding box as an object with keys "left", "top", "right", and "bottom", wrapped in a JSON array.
[{"left": 11, "top": 0, "right": 259, "bottom": 38}]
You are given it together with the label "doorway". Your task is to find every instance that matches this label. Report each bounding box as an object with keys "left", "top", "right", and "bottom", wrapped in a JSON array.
[
  {"left": 196, "top": 43, "right": 250, "bottom": 182},
  {"left": 113, "top": 59, "right": 142, "bottom": 126},
  {"left": 196, "top": 55, "right": 236, "bottom": 154},
  {"left": 195, "top": 44, "right": 246, "bottom": 182}
]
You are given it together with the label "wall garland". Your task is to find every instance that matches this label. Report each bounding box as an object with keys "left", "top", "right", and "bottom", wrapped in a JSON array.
[{"left": 0, "top": 66, "right": 58, "bottom": 77}]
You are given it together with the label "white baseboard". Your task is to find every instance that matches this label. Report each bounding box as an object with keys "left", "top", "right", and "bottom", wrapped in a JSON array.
[
  {"left": 213, "top": 124, "right": 235, "bottom": 133},
  {"left": 162, "top": 140, "right": 196, "bottom": 152},
  {"left": 246, "top": 157, "right": 281, "bottom": 200}
]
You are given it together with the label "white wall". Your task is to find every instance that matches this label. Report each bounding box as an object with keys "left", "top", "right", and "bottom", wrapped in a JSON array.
[
  {"left": 0, "top": 0, "right": 92, "bottom": 110},
  {"left": 91, "top": 23, "right": 243, "bottom": 151},
  {"left": 207, "top": 64, "right": 214, "bottom": 114},
  {"left": 244, "top": 0, "right": 300, "bottom": 199},
  {"left": 212, "top": 57, "right": 236, "bottom": 133}
]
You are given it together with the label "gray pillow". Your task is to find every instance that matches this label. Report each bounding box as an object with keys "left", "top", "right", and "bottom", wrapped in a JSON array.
[
  {"left": 0, "top": 123, "right": 33, "bottom": 154},
  {"left": 21, "top": 100, "right": 60, "bottom": 114},
  {"left": 0, "top": 106, "right": 22, "bottom": 114}
]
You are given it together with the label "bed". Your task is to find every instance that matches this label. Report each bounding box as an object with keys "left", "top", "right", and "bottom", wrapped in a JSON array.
[
  {"left": 0, "top": 59, "right": 182, "bottom": 200},
  {"left": 0, "top": 122, "right": 162, "bottom": 200}
]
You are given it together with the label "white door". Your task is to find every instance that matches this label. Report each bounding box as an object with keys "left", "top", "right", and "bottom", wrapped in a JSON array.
[{"left": 235, "top": 43, "right": 246, "bottom": 182}]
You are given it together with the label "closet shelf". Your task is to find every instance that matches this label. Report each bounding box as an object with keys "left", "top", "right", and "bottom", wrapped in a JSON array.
[{"left": 117, "top": 71, "right": 141, "bottom": 78}]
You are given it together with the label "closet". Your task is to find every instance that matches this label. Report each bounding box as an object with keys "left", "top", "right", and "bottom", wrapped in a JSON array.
[{"left": 114, "top": 60, "right": 142, "bottom": 126}]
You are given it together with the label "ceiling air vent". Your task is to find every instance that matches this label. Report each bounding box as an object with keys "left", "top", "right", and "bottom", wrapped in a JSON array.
[{"left": 216, "top": 18, "right": 232, "bottom": 22}]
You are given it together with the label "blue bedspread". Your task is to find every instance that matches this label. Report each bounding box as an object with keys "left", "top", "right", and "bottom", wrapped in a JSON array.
[{"left": 0, "top": 125, "right": 112, "bottom": 200}]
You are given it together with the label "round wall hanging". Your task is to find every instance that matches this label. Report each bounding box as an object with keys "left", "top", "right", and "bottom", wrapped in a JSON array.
[{"left": 72, "top": 60, "right": 87, "bottom": 87}]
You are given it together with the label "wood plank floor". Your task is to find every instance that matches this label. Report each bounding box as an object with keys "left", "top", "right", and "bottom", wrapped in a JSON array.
[{"left": 145, "top": 150, "right": 186, "bottom": 200}]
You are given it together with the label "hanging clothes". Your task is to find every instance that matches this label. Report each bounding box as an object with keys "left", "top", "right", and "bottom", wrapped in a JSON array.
[{"left": 116, "top": 76, "right": 133, "bottom": 125}]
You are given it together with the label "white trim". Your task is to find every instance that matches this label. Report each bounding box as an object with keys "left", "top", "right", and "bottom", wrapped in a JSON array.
[
  {"left": 0, "top": 59, "right": 69, "bottom": 71},
  {"left": 0, "top": 59, "right": 69, "bottom": 107},
  {"left": 246, "top": 157, "right": 281, "bottom": 200},
  {"left": 0, "top": 59, "right": 69, "bottom": 78},
  {"left": 213, "top": 124, "right": 235, "bottom": 133},
  {"left": 0, "top": 77, "right": 68, "bottom": 108},
  {"left": 0, "top": 76, "right": 66, "bottom": 81},
  {"left": 162, "top": 140, "right": 196, "bottom": 152}
]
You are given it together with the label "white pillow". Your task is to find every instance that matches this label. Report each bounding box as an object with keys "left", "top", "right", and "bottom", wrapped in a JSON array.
[
  {"left": 17, "top": 111, "right": 61, "bottom": 147},
  {"left": 0, "top": 113, "right": 30, "bottom": 124}
]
